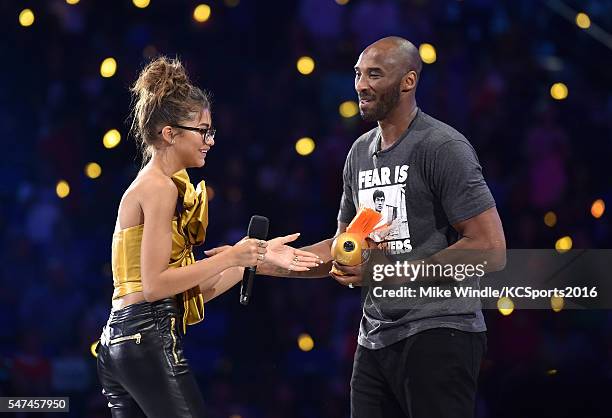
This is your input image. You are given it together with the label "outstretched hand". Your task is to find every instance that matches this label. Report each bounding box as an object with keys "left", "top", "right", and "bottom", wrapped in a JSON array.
[{"left": 265, "top": 233, "right": 322, "bottom": 272}]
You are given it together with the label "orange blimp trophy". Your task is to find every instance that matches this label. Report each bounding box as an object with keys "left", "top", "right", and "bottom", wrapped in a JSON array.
[{"left": 331, "top": 207, "right": 382, "bottom": 275}]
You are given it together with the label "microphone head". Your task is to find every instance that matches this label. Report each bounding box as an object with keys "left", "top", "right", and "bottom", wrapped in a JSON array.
[{"left": 248, "top": 215, "right": 269, "bottom": 240}]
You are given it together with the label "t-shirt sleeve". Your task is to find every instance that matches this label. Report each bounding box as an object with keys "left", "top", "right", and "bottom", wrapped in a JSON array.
[
  {"left": 432, "top": 139, "right": 496, "bottom": 225},
  {"left": 337, "top": 151, "right": 357, "bottom": 224}
]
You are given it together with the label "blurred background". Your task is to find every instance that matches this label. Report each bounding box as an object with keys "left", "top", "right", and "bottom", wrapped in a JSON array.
[{"left": 1, "top": 0, "right": 611, "bottom": 416}]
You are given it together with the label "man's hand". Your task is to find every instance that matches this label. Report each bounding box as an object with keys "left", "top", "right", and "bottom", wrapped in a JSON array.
[{"left": 330, "top": 261, "right": 364, "bottom": 288}]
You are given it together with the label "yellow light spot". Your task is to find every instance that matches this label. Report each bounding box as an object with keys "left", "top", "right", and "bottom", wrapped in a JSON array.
[
  {"left": 90, "top": 341, "right": 99, "bottom": 358},
  {"left": 335, "top": 0, "right": 350, "bottom": 4},
  {"left": 591, "top": 199, "right": 605, "bottom": 219},
  {"left": 550, "top": 82, "right": 568, "bottom": 100},
  {"left": 295, "top": 137, "right": 315, "bottom": 156},
  {"left": 339, "top": 101, "right": 359, "bottom": 118},
  {"left": 297, "top": 333, "right": 314, "bottom": 352},
  {"left": 85, "top": 162, "right": 102, "bottom": 179},
  {"left": 103, "top": 129, "right": 121, "bottom": 149},
  {"left": 229, "top": 414, "right": 242, "bottom": 418},
  {"left": 100, "top": 57, "right": 117, "bottom": 78},
  {"left": 551, "top": 295, "right": 564, "bottom": 312},
  {"left": 224, "top": 0, "right": 240, "bottom": 7},
  {"left": 547, "top": 369, "right": 558, "bottom": 376},
  {"left": 555, "top": 236, "right": 573, "bottom": 253},
  {"left": 193, "top": 4, "right": 211, "bottom": 22},
  {"left": 56, "top": 180, "right": 70, "bottom": 199},
  {"left": 296, "top": 56, "right": 315, "bottom": 75},
  {"left": 575, "top": 12, "right": 591, "bottom": 29},
  {"left": 497, "top": 297, "right": 514, "bottom": 316},
  {"left": 419, "top": 43, "right": 437, "bottom": 64},
  {"left": 544, "top": 211, "right": 557, "bottom": 227},
  {"left": 66, "top": 0, "right": 80, "bottom": 5},
  {"left": 19, "top": 9, "right": 35, "bottom": 27},
  {"left": 133, "top": 0, "right": 151, "bottom": 8}
]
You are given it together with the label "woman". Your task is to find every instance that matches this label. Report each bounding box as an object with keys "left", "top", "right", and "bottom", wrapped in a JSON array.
[{"left": 96, "top": 56, "right": 320, "bottom": 417}]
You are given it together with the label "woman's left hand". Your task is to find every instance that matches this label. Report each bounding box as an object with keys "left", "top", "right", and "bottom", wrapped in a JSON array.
[{"left": 265, "top": 233, "right": 321, "bottom": 272}]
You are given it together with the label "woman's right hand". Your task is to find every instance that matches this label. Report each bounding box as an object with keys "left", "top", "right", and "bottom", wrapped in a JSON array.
[{"left": 226, "top": 238, "right": 268, "bottom": 267}]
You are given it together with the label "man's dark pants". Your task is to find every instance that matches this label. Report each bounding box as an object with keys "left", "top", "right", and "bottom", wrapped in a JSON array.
[{"left": 351, "top": 328, "right": 487, "bottom": 418}]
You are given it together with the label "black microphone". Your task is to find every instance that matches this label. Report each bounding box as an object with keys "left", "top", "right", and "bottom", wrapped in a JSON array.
[{"left": 240, "top": 215, "right": 269, "bottom": 306}]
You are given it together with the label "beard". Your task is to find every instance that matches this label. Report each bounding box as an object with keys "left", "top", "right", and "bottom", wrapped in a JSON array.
[{"left": 360, "top": 83, "right": 401, "bottom": 122}]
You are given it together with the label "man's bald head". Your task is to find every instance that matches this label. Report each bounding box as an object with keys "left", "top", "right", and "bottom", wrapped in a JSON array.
[
  {"left": 362, "top": 36, "right": 423, "bottom": 77},
  {"left": 354, "top": 37, "right": 421, "bottom": 122}
]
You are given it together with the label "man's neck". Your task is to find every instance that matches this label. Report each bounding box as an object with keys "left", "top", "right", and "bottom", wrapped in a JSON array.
[{"left": 378, "top": 101, "right": 418, "bottom": 151}]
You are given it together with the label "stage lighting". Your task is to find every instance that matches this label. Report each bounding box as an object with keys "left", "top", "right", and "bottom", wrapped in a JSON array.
[
  {"left": 100, "top": 57, "right": 117, "bottom": 78},
  {"left": 551, "top": 295, "right": 564, "bottom": 312},
  {"left": 419, "top": 43, "right": 436, "bottom": 64},
  {"left": 193, "top": 4, "right": 211, "bottom": 22},
  {"left": 103, "top": 129, "right": 121, "bottom": 149},
  {"left": 298, "top": 333, "right": 314, "bottom": 352},
  {"left": 85, "top": 163, "right": 102, "bottom": 179},
  {"left": 591, "top": 199, "right": 605, "bottom": 218},
  {"left": 575, "top": 12, "right": 591, "bottom": 29},
  {"left": 497, "top": 297, "right": 514, "bottom": 316},
  {"left": 295, "top": 137, "right": 315, "bottom": 156},
  {"left": 555, "top": 236, "right": 572, "bottom": 252},
  {"left": 550, "top": 82, "right": 568, "bottom": 100},
  {"left": 339, "top": 101, "right": 359, "bottom": 118},
  {"left": 133, "top": 0, "right": 150, "bottom": 9},
  {"left": 544, "top": 211, "right": 557, "bottom": 227},
  {"left": 19, "top": 9, "right": 35, "bottom": 27},
  {"left": 56, "top": 180, "right": 70, "bottom": 198},
  {"left": 296, "top": 56, "right": 315, "bottom": 75}
]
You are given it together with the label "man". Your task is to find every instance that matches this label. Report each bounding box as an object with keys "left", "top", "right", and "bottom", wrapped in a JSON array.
[
  {"left": 260, "top": 36, "right": 505, "bottom": 418},
  {"left": 373, "top": 189, "right": 385, "bottom": 212}
]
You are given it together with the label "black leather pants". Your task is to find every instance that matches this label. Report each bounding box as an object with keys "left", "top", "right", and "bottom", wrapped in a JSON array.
[{"left": 97, "top": 298, "right": 206, "bottom": 417}]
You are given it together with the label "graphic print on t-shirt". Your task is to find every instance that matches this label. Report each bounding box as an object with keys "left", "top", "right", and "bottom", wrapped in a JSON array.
[{"left": 357, "top": 165, "right": 412, "bottom": 254}]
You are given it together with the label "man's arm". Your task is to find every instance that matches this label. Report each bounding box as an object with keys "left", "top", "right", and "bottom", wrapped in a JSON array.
[{"left": 429, "top": 206, "right": 506, "bottom": 270}]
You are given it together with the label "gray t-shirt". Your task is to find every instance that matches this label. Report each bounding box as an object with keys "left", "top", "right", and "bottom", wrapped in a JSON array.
[{"left": 338, "top": 109, "right": 496, "bottom": 349}]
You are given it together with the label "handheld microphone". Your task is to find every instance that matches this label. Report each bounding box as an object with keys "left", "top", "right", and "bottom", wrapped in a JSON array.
[{"left": 240, "top": 215, "right": 269, "bottom": 306}]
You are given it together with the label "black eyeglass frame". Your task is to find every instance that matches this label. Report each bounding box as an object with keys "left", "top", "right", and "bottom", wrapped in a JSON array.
[{"left": 158, "top": 124, "right": 216, "bottom": 141}]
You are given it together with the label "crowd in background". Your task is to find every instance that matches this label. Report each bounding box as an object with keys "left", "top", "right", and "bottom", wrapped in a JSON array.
[{"left": 1, "top": 0, "right": 611, "bottom": 416}]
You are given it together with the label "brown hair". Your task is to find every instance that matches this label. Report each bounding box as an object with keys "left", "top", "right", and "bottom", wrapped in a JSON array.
[{"left": 129, "top": 56, "right": 210, "bottom": 163}]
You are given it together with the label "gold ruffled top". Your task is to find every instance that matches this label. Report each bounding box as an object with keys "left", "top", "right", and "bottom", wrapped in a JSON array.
[{"left": 111, "top": 169, "right": 208, "bottom": 333}]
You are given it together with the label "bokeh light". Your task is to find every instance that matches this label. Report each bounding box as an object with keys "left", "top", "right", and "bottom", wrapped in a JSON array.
[
  {"left": 591, "top": 199, "right": 605, "bottom": 219},
  {"left": 335, "top": 0, "right": 350, "bottom": 4},
  {"left": 550, "top": 82, "right": 568, "bottom": 100},
  {"left": 297, "top": 333, "right": 314, "bottom": 352},
  {"left": 339, "top": 101, "right": 359, "bottom": 118},
  {"left": 419, "top": 43, "right": 436, "bottom": 64},
  {"left": 132, "top": 0, "right": 150, "bottom": 8},
  {"left": 551, "top": 295, "right": 564, "bottom": 312},
  {"left": 19, "top": 9, "right": 35, "bottom": 27},
  {"left": 85, "top": 162, "right": 102, "bottom": 179},
  {"left": 103, "top": 129, "right": 121, "bottom": 149},
  {"left": 56, "top": 180, "right": 70, "bottom": 198},
  {"left": 555, "top": 236, "right": 573, "bottom": 252},
  {"left": 544, "top": 211, "right": 557, "bottom": 227},
  {"left": 206, "top": 185, "right": 215, "bottom": 201},
  {"left": 575, "top": 12, "right": 591, "bottom": 29},
  {"left": 295, "top": 137, "right": 315, "bottom": 156},
  {"left": 497, "top": 297, "right": 514, "bottom": 316},
  {"left": 100, "top": 57, "right": 117, "bottom": 78},
  {"left": 66, "top": 0, "right": 80, "bottom": 5},
  {"left": 296, "top": 56, "right": 315, "bottom": 75},
  {"left": 193, "top": 4, "right": 211, "bottom": 22}
]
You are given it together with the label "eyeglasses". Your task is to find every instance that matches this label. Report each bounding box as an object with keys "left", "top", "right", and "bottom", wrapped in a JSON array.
[{"left": 159, "top": 125, "right": 216, "bottom": 142}]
